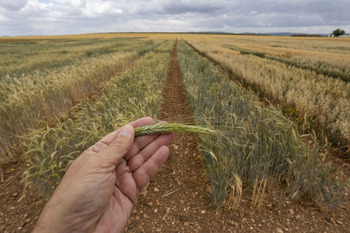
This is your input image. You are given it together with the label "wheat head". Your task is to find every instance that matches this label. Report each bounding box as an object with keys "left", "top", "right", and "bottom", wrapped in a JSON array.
[{"left": 135, "top": 123, "right": 218, "bottom": 136}]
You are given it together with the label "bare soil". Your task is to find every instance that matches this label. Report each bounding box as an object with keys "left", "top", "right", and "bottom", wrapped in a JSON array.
[
  {"left": 125, "top": 42, "right": 350, "bottom": 233},
  {"left": 0, "top": 41, "right": 349, "bottom": 233},
  {"left": 0, "top": 162, "right": 46, "bottom": 232}
]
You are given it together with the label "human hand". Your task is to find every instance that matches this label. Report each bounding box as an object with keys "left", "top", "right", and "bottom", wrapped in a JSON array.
[{"left": 33, "top": 117, "right": 174, "bottom": 233}]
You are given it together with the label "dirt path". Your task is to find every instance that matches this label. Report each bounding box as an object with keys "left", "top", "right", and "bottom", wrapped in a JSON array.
[
  {"left": 0, "top": 162, "right": 46, "bottom": 232},
  {"left": 126, "top": 41, "right": 350, "bottom": 233},
  {"left": 126, "top": 41, "right": 222, "bottom": 232}
]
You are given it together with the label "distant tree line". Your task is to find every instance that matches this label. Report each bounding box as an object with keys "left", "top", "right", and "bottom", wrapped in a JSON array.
[{"left": 330, "top": 28, "right": 345, "bottom": 37}]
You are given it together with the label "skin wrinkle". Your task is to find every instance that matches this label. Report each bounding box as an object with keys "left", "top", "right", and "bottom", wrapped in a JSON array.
[
  {"left": 133, "top": 146, "right": 168, "bottom": 191},
  {"left": 115, "top": 158, "right": 129, "bottom": 177},
  {"left": 108, "top": 139, "right": 129, "bottom": 159},
  {"left": 128, "top": 133, "right": 173, "bottom": 172},
  {"left": 124, "top": 121, "right": 167, "bottom": 161},
  {"left": 128, "top": 138, "right": 161, "bottom": 172},
  {"left": 63, "top": 209, "right": 101, "bottom": 232},
  {"left": 87, "top": 130, "right": 121, "bottom": 154},
  {"left": 115, "top": 171, "right": 138, "bottom": 203},
  {"left": 44, "top": 179, "right": 103, "bottom": 232},
  {"left": 117, "top": 180, "right": 138, "bottom": 203},
  {"left": 114, "top": 159, "right": 138, "bottom": 202},
  {"left": 113, "top": 182, "right": 133, "bottom": 207},
  {"left": 124, "top": 134, "right": 158, "bottom": 161},
  {"left": 32, "top": 117, "right": 174, "bottom": 233},
  {"left": 90, "top": 140, "right": 110, "bottom": 153},
  {"left": 133, "top": 165, "right": 152, "bottom": 192},
  {"left": 127, "top": 154, "right": 146, "bottom": 172}
]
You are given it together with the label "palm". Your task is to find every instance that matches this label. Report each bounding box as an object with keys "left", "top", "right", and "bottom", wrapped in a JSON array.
[
  {"left": 91, "top": 167, "right": 138, "bottom": 233},
  {"left": 35, "top": 118, "right": 173, "bottom": 233},
  {"left": 86, "top": 118, "right": 173, "bottom": 232}
]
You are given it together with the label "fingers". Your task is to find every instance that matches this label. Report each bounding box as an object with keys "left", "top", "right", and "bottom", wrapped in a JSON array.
[
  {"left": 123, "top": 134, "right": 159, "bottom": 161},
  {"left": 133, "top": 146, "right": 170, "bottom": 192},
  {"left": 130, "top": 117, "right": 154, "bottom": 128},
  {"left": 87, "top": 117, "right": 154, "bottom": 154},
  {"left": 98, "top": 124, "right": 135, "bottom": 165},
  {"left": 124, "top": 121, "right": 169, "bottom": 161},
  {"left": 114, "top": 159, "right": 139, "bottom": 202},
  {"left": 101, "top": 117, "right": 153, "bottom": 146},
  {"left": 127, "top": 133, "right": 174, "bottom": 172}
]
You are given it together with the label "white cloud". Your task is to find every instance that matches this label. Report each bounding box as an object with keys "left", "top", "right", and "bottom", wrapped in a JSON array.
[
  {"left": 0, "top": 13, "right": 8, "bottom": 20},
  {"left": 84, "top": 1, "right": 123, "bottom": 17}
]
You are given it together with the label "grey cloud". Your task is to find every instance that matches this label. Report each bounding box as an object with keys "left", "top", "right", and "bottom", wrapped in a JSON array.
[
  {"left": 0, "top": 0, "right": 28, "bottom": 11},
  {"left": 215, "top": 0, "right": 350, "bottom": 28},
  {"left": 0, "top": 0, "right": 349, "bottom": 36},
  {"left": 304, "top": 0, "right": 350, "bottom": 23},
  {"left": 115, "top": 0, "right": 229, "bottom": 16},
  {"left": 161, "top": 1, "right": 222, "bottom": 14}
]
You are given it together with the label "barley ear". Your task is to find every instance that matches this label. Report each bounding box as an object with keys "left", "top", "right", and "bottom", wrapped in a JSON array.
[{"left": 135, "top": 123, "right": 218, "bottom": 136}]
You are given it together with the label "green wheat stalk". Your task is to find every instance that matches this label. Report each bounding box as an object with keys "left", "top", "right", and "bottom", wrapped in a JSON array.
[{"left": 135, "top": 123, "right": 218, "bottom": 136}]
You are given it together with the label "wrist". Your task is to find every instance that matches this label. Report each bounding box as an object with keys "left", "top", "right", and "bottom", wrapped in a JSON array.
[
  {"left": 32, "top": 210, "right": 66, "bottom": 233},
  {"left": 32, "top": 197, "right": 71, "bottom": 233}
]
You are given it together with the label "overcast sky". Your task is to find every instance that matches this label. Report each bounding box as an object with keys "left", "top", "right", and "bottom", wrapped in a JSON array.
[{"left": 0, "top": 0, "right": 349, "bottom": 36}]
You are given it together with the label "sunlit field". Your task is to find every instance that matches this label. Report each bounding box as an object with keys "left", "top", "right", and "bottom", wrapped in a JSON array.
[{"left": 1, "top": 33, "right": 349, "bottom": 211}]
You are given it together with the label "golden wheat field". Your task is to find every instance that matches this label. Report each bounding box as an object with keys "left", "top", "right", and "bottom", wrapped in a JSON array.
[{"left": 1, "top": 33, "right": 349, "bottom": 221}]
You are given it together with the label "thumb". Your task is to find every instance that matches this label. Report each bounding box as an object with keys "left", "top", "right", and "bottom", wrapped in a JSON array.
[{"left": 100, "top": 124, "right": 135, "bottom": 165}]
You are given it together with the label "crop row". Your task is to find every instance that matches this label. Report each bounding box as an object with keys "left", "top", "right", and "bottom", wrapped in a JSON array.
[
  {"left": 177, "top": 40, "right": 347, "bottom": 210},
  {"left": 218, "top": 35, "right": 350, "bottom": 80},
  {"left": 238, "top": 49, "right": 350, "bottom": 82},
  {"left": 0, "top": 39, "right": 163, "bottom": 164},
  {"left": 22, "top": 41, "right": 173, "bottom": 198},
  {"left": 0, "top": 37, "right": 151, "bottom": 78},
  {"left": 186, "top": 39, "right": 350, "bottom": 154}
]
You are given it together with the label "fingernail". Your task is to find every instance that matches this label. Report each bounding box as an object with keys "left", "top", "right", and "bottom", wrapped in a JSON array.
[{"left": 120, "top": 125, "right": 131, "bottom": 136}]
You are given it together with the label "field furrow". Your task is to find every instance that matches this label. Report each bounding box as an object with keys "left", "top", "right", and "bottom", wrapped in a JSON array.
[{"left": 127, "top": 40, "right": 219, "bottom": 232}]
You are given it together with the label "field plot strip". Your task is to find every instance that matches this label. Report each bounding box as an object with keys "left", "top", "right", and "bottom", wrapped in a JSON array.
[
  {"left": 185, "top": 38, "right": 350, "bottom": 155},
  {"left": 176, "top": 39, "right": 349, "bottom": 232},
  {"left": 181, "top": 40, "right": 337, "bottom": 207},
  {"left": 0, "top": 39, "right": 165, "bottom": 164},
  {"left": 19, "top": 40, "right": 173, "bottom": 196},
  {"left": 1, "top": 40, "right": 174, "bottom": 232},
  {"left": 236, "top": 47, "right": 350, "bottom": 82},
  {"left": 0, "top": 37, "right": 154, "bottom": 77},
  {"left": 219, "top": 37, "right": 350, "bottom": 82}
]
